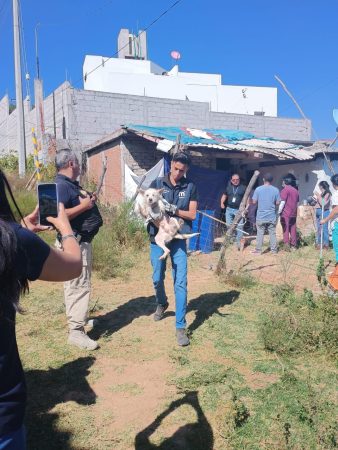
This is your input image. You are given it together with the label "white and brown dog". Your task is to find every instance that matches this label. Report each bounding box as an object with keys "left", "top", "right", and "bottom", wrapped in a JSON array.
[{"left": 134, "top": 187, "right": 199, "bottom": 260}]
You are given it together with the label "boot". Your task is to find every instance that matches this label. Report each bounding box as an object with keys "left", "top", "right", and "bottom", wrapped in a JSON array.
[{"left": 176, "top": 329, "right": 190, "bottom": 346}]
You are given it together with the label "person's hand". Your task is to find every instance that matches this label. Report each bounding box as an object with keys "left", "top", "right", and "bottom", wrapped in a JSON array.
[
  {"left": 47, "top": 203, "right": 73, "bottom": 235},
  {"left": 162, "top": 198, "right": 178, "bottom": 215},
  {"left": 21, "top": 205, "right": 50, "bottom": 233},
  {"left": 79, "top": 194, "right": 95, "bottom": 210},
  {"left": 320, "top": 219, "right": 327, "bottom": 225}
]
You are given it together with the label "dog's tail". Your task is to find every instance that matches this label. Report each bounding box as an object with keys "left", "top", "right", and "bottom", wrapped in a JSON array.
[{"left": 175, "top": 232, "right": 200, "bottom": 240}]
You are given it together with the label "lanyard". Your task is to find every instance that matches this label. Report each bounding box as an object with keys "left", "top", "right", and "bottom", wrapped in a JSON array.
[{"left": 232, "top": 186, "right": 239, "bottom": 196}]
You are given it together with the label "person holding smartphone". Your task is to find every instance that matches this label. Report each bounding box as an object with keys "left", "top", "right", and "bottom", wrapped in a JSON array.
[
  {"left": 55, "top": 148, "right": 103, "bottom": 350},
  {"left": 0, "top": 169, "right": 81, "bottom": 450}
]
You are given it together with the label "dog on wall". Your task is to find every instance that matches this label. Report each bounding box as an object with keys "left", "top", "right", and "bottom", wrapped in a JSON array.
[{"left": 134, "top": 188, "right": 199, "bottom": 260}]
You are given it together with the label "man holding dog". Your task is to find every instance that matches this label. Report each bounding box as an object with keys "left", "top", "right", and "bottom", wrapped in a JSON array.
[{"left": 148, "top": 152, "right": 198, "bottom": 346}]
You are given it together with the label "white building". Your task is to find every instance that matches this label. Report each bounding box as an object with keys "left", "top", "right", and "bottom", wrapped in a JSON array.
[{"left": 83, "top": 29, "right": 277, "bottom": 117}]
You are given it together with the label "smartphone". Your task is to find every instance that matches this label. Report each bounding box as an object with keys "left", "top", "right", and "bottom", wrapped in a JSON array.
[{"left": 37, "top": 183, "right": 58, "bottom": 226}]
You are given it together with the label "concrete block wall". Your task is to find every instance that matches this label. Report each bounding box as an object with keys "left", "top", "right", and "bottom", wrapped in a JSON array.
[
  {"left": 0, "top": 81, "right": 312, "bottom": 159},
  {"left": 70, "top": 88, "right": 311, "bottom": 148},
  {"left": 0, "top": 82, "right": 70, "bottom": 156}
]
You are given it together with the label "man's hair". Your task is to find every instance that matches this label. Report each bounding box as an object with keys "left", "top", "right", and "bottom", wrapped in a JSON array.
[
  {"left": 283, "top": 176, "right": 294, "bottom": 186},
  {"left": 331, "top": 174, "right": 338, "bottom": 187},
  {"left": 172, "top": 152, "right": 191, "bottom": 166},
  {"left": 263, "top": 173, "right": 273, "bottom": 183},
  {"left": 231, "top": 173, "right": 240, "bottom": 179},
  {"left": 55, "top": 148, "right": 78, "bottom": 171}
]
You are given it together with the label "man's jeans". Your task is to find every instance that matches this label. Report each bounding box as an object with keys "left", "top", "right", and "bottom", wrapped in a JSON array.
[
  {"left": 256, "top": 221, "right": 277, "bottom": 252},
  {"left": 150, "top": 240, "right": 187, "bottom": 329},
  {"left": 226, "top": 207, "right": 244, "bottom": 247},
  {"left": 316, "top": 209, "right": 330, "bottom": 246},
  {"left": 0, "top": 426, "right": 26, "bottom": 450}
]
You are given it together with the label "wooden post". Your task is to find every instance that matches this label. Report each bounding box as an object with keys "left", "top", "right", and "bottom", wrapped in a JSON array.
[
  {"left": 216, "top": 170, "right": 260, "bottom": 274},
  {"left": 95, "top": 153, "right": 107, "bottom": 197},
  {"left": 131, "top": 174, "right": 147, "bottom": 202},
  {"left": 172, "top": 134, "right": 181, "bottom": 154}
]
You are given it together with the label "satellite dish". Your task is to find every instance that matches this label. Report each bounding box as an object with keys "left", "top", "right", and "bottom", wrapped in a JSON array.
[
  {"left": 333, "top": 109, "right": 338, "bottom": 127},
  {"left": 170, "top": 50, "right": 181, "bottom": 60}
]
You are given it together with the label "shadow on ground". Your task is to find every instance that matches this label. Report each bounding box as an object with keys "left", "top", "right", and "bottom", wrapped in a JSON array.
[
  {"left": 90, "top": 295, "right": 156, "bottom": 339},
  {"left": 90, "top": 290, "right": 240, "bottom": 339},
  {"left": 25, "top": 357, "right": 96, "bottom": 450},
  {"left": 188, "top": 290, "right": 240, "bottom": 333},
  {"left": 135, "top": 391, "right": 213, "bottom": 450}
]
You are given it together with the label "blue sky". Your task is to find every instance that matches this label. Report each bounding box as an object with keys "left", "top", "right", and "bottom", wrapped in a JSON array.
[{"left": 2, "top": 0, "right": 338, "bottom": 139}]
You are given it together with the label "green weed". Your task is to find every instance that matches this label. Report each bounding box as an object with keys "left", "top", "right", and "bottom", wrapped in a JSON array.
[
  {"left": 92, "top": 202, "right": 147, "bottom": 279},
  {"left": 260, "top": 292, "right": 338, "bottom": 357}
]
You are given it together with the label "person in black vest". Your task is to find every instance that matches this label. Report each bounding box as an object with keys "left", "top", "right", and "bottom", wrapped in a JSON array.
[
  {"left": 220, "top": 174, "right": 246, "bottom": 249},
  {"left": 148, "top": 152, "right": 198, "bottom": 346},
  {"left": 55, "top": 149, "right": 103, "bottom": 350}
]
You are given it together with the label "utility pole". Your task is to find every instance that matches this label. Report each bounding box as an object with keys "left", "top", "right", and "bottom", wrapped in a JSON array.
[
  {"left": 13, "top": 0, "right": 26, "bottom": 176},
  {"left": 35, "top": 22, "right": 40, "bottom": 79}
]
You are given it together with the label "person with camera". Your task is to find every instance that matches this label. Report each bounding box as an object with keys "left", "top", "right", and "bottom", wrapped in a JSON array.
[
  {"left": 55, "top": 149, "right": 103, "bottom": 350},
  {"left": 0, "top": 169, "right": 82, "bottom": 450}
]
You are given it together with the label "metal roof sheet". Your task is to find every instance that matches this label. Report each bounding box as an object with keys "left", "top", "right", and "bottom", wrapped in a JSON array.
[{"left": 125, "top": 125, "right": 314, "bottom": 160}]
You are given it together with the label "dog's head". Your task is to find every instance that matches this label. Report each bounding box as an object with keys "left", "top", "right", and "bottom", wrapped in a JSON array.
[{"left": 138, "top": 188, "right": 164, "bottom": 207}]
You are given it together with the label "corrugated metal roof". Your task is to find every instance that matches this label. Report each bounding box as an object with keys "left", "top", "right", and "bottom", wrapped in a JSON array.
[{"left": 125, "top": 125, "right": 315, "bottom": 161}]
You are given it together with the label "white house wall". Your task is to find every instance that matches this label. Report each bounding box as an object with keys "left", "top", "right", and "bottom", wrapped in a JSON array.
[
  {"left": 251, "top": 157, "right": 330, "bottom": 200},
  {"left": 83, "top": 55, "right": 277, "bottom": 116}
]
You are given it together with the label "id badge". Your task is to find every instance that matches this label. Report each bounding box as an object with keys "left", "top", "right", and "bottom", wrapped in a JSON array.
[{"left": 232, "top": 197, "right": 236, "bottom": 203}]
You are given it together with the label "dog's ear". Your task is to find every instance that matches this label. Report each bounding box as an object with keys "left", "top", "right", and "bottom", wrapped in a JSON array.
[
  {"left": 137, "top": 188, "right": 145, "bottom": 195},
  {"left": 158, "top": 188, "right": 165, "bottom": 194}
]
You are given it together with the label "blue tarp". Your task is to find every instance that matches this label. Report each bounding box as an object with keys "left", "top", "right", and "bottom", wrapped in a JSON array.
[
  {"left": 126, "top": 124, "right": 257, "bottom": 146},
  {"left": 163, "top": 154, "right": 227, "bottom": 213}
]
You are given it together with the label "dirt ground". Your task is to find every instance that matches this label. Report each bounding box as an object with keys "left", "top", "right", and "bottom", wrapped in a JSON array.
[{"left": 19, "top": 242, "right": 335, "bottom": 449}]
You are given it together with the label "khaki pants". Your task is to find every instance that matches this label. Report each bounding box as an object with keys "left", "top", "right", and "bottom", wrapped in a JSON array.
[{"left": 64, "top": 242, "right": 92, "bottom": 331}]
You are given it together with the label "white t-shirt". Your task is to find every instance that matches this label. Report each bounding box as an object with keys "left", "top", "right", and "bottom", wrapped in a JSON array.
[{"left": 330, "top": 189, "right": 338, "bottom": 225}]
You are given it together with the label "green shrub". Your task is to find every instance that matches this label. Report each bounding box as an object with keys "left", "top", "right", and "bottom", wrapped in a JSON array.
[
  {"left": 298, "top": 230, "right": 316, "bottom": 247},
  {"left": 220, "top": 269, "right": 256, "bottom": 290},
  {"left": 260, "top": 292, "right": 338, "bottom": 357},
  {"left": 92, "top": 202, "right": 147, "bottom": 279},
  {"left": 0, "top": 154, "right": 55, "bottom": 181},
  {"left": 271, "top": 283, "right": 295, "bottom": 305}
]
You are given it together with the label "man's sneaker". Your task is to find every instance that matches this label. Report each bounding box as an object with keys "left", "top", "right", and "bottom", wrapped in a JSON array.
[
  {"left": 251, "top": 249, "right": 261, "bottom": 255},
  {"left": 153, "top": 302, "right": 169, "bottom": 321},
  {"left": 68, "top": 329, "right": 99, "bottom": 350},
  {"left": 86, "top": 318, "right": 99, "bottom": 329},
  {"left": 176, "top": 329, "right": 190, "bottom": 346}
]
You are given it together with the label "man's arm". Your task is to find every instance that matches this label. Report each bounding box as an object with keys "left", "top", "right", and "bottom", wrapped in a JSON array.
[
  {"left": 177, "top": 200, "right": 197, "bottom": 221},
  {"left": 321, "top": 205, "right": 338, "bottom": 223},
  {"left": 65, "top": 195, "right": 95, "bottom": 220},
  {"left": 220, "top": 193, "right": 227, "bottom": 208},
  {"left": 57, "top": 183, "right": 95, "bottom": 220}
]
